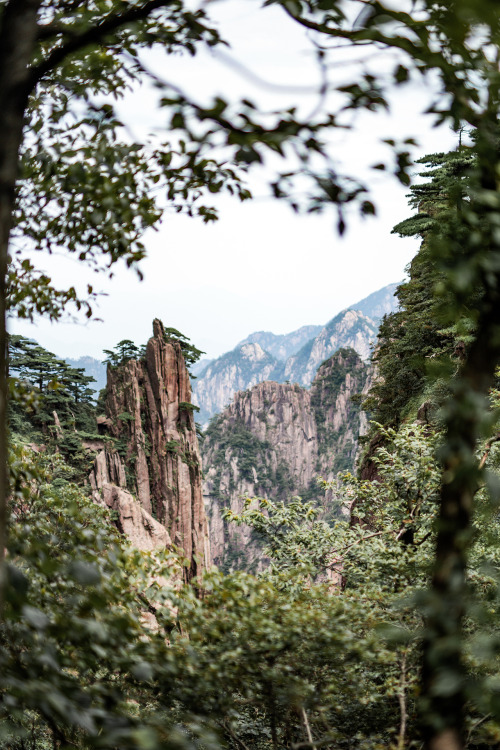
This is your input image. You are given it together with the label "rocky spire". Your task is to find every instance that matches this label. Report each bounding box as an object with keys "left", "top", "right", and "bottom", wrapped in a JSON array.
[{"left": 92, "top": 319, "right": 210, "bottom": 579}]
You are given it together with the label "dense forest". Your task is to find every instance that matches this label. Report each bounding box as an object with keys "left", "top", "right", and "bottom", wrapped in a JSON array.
[{"left": 3, "top": 2, "right": 500, "bottom": 750}]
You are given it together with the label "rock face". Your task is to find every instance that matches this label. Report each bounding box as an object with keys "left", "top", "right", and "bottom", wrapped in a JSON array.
[
  {"left": 91, "top": 319, "right": 210, "bottom": 579},
  {"left": 192, "top": 283, "right": 398, "bottom": 425},
  {"left": 202, "top": 348, "right": 371, "bottom": 571},
  {"left": 284, "top": 309, "right": 377, "bottom": 387},
  {"left": 89, "top": 448, "right": 171, "bottom": 553},
  {"left": 192, "top": 342, "right": 280, "bottom": 425}
]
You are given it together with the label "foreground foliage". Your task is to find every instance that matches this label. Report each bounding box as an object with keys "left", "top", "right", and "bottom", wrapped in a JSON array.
[{"left": 5, "top": 420, "right": 500, "bottom": 749}]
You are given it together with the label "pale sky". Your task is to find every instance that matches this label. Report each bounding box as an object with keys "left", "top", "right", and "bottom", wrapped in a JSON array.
[{"left": 12, "top": 0, "right": 456, "bottom": 361}]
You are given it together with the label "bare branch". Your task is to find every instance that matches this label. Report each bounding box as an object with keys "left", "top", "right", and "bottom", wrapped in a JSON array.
[
  {"left": 397, "top": 651, "right": 408, "bottom": 750},
  {"left": 301, "top": 707, "right": 317, "bottom": 750},
  {"left": 478, "top": 432, "right": 500, "bottom": 470}
]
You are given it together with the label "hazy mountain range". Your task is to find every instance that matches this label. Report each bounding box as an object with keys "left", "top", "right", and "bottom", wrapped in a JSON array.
[{"left": 191, "top": 282, "right": 399, "bottom": 424}]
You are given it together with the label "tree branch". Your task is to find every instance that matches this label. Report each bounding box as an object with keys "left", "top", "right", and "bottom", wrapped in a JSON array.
[
  {"left": 36, "top": 22, "right": 78, "bottom": 41},
  {"left": 28, "top": 0, "right": 175, "bottom": 92},
  {"left": 397, "top": 651, "right": 408, "bottom": 750},
  {"left": 301, "top": 707, "right": 317, "bottom": 750},
  {"left": 478, "top": 433, "right": 500, "bottom": 470},
  {"left": 220, "top": 720, "right": 252, "bottom": 750}
]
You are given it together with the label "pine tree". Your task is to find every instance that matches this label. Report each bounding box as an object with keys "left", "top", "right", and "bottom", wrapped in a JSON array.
[
  {"left": 8, "top": 335, "right": 97, "bottom": 437},
  {"left": 367, "top": 147, "right": 477, "bottom": 428}
]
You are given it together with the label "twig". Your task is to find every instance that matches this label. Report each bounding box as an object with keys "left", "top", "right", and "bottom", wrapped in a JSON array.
[
  {"left": 466, "top": 713, "right": 492, "bottom": 745},
  {"left": 478, "top": 433, "right": 500, "bottom": 470},
  {"left": 29, "top": 0, "right": 177, "bottom": 91},
  {"left": 326, "top": 528, "right": 397, "bottom": 567},
  {"left": 301, "top": 707, "right": 317, "bottom": 750},
  {"left": 397, "top": 651, "right": 408, "bottom": 750},
  {"left": 220, "top": 720, "right": 252, "bottom": 750}
]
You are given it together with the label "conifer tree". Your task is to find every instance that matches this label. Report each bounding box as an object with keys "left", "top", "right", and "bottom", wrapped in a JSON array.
[{"left": 367, "top": 147, "right": 477, "bottom": 427}]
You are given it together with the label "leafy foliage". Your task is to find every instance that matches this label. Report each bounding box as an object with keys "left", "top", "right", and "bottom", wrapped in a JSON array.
[
  {"left": 162, "top": 327, "right": 204, "bottom": 371},
  {"left": 223, "top": 423, "right": 500, "bottom": 747},
  {"left": 103, "top": 339, "right": 146, "bottom": 368},
  {"left": 365, "top": 148, "right": 479, "bottom": 429},
  {"left": 2, "top": 442, "right": 182, "bottom": 749},
  {"left": 3, "top": 1, "right": 500, "bottom": 748}
]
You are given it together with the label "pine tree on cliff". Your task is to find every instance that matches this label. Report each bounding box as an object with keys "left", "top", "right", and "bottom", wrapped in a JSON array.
[{"left": 366, "top": 146, "right": 477, "bottom": 428}]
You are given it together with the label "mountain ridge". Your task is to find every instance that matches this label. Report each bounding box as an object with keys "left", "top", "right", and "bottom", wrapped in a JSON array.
[
  {"left": 192, "top": 283, "right": 398, "bottom": 423},
  {"left": 59, "top": 282, "right": 399, "bottom": 421}
]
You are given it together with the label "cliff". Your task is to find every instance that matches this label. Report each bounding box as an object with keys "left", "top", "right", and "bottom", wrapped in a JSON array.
[
  {"left": 192, "top": 342, "right": 280, "bottom": 425},
  {"left": 202, "top": 348, "right": 370, "bottom": 571},
  {"left": 237, "top": 324, "right": 323, "bottom": 361},
  {"left": 283, "top": 310, "right": 377, "bottom": 387},
  {"left": 91, "top": 319, "right": 210, "bottom": 579}
]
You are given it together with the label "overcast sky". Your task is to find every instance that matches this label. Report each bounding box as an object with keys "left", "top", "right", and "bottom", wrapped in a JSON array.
[{"left": 12, "top": 0, "right": 456, "bottom": 362}]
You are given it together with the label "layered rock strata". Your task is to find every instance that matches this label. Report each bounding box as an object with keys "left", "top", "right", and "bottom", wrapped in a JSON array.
[
  {"left": 202, "top": 348, "right": 371, "bottom": 571},
  {"left": 91, "top": 319, "right": 210, "bottom": 579}
]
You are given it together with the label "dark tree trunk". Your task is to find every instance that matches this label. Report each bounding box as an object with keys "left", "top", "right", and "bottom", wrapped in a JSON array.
[
  {"left": 421, "top": 127, "right": 500, "bottom": 750},
  {"left": 0, "top": 0, "right": 42, "bottom": 609}
]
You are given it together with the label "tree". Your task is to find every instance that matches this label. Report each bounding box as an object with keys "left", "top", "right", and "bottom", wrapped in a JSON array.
[
  {"left": 224, "top": 422, "right": 500, "bottom": 747},
  {"left": 2, "top": 441, "right": 192, "bottom": 749},
  {"left": 366, "top": 147, "right": 478, "bottom": 429},
  {"left": 265, "top": 7, "right": 500, "bottom": 747},
  {"left": 103, "top": 339, "right": 145, "bottom": 368},
  {"left": 8, "top": 334, "right": 97, "bottom": 436}
]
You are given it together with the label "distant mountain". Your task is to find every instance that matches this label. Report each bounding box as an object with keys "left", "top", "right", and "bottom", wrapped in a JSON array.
[
  {"left": 66, "top": 283, "right": 399, "bottom": 419},
  {"left": 192, "top": 343, "right": 280, "bottom": 425},
  {"left": 66, "top": 356, "right": 107, "bottom": 393},
  {"left": 283, "top": 309, "right": 378, "bottom": 387},
  {"left": 190, "top": 358, "right": 214, "bottom": 378},
  {"left": 237, "top": 324, "right": 323, "bottom": 362},
  {"left": 350, "top": 282, "right": 399, "bottom": 321},
  {"left": 203, "top": 348, "right": 371, "bottom": 571},
  {"left": 192, "top": 283, "right": 399, "bottom": 425}
]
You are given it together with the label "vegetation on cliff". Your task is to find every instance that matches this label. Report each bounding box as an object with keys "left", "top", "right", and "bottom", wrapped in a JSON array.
[{"left": 366, "top": 148, "right": 483, "bottom": 429}]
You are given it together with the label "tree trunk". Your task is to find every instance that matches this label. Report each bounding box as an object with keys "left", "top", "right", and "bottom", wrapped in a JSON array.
[
  {"left": 421, "top": 126, "right": 500, "bottom": 750},
  {"left": 0, "top": 0, "right": 42, "bottom": 610}
]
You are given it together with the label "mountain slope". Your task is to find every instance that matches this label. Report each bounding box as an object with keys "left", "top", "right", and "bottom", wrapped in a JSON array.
[
  {"left": 192, "top": 283, "right": 398, "bottom": 424},
  {"left": 237, "top": 324, "right": 323, "bottom": 361},
  {"left": 351, "top": 282, "right": 399, "bottom": 321},
  {"left": 283, "top": 309, "right": 378, "bottom": 387},
  {"left": 192, "top": 342, "right": 281, "bottom": 425},
  {"left": 202, "top": 348, "right": 371, "bottom": 571}
]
